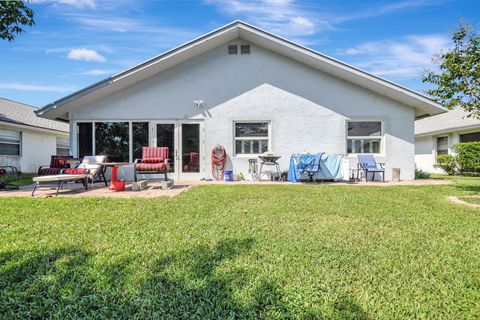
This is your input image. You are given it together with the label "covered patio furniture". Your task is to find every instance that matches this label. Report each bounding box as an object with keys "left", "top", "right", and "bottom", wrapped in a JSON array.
[
  {"left": 32, "top": 174, "right": 88, "bottom": 196},
  {"left": 134, "top": 147, "right": 170, "bottom": 181},
  {"left": 288, "top": 153, "right": 344, "bottom": 183},
  {"left": 62, "top": 155, "right": 108, "bottom": 187},
  {"left": 0, "top": 166, "right": 20, "bottom": 190},
  {"left": 38, "top": 155, "right": 73, "bottom": 176},
  {"left": 357, "top": 154, "right": 385, "bottom": 182}
]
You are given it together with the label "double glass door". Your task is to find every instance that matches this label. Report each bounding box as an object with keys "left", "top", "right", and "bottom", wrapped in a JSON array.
[{"left": 151, "top": 121, "right": 203, "bottom": 180}]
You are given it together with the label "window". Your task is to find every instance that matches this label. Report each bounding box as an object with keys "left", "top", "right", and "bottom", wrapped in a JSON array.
[
  {"left": 234, "top": 122, "right": 269, "bottom": 155},
  {"left": 0, "top": 128, "right": 21, "bottom": 156},
  {"left": 347, "top": 121, "right": 382, "bottom": 154},
  {"left": 95, "top": 122, "right": 129, "bottom": 162},
  {"left": 460, "top": 132, "right": 480, "bottom": 143},
  {"left": 56, "top": 136, "right": 70, "bottom": 156},
  {"left": 436, "top": 136, "right": 448, "bottom": 155},
  {"left": 132, "top": 122, "right": 149, "bottom": 160},
  {"left": 228, "top": 45, "right": 238, "bottom": 55},
  {"left": 77, "top": 122, "right": 93, "bottom": 158},
  {"left": 240, "top": 45, "right": 250, "bottom": 54}
]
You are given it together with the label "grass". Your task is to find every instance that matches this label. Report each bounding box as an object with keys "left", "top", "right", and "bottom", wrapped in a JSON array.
[
  {"left": 0, "top": 178, "right": 479, "bottom": 319},
  {"left": 458, "top": 196, "right": 480, "bottom": 205},
  {"left": 1, "top": 173, "right": 34, "bottom": 187}
]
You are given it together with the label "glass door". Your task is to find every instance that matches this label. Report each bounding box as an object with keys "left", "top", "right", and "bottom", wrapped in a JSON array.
[{"left": 152, "top": 121, "right": 203, "bottom": 180}]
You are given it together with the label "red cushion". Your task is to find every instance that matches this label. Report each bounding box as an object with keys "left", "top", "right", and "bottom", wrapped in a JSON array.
[
  {"left": 38, "top": 168, "right": 63, "bottom": 176},
  {"left": 135, "top": 163, "right": 169, "bottom": 172},
  {"left": 141, "top": 158, "right": 165, "bottom": 164},
  {"left": 142, "top": 147, "right": 168, "bottom": 161},
  {"left": 63, "top": 168, "right": 90, "bottom": 175},
  {"left": 50, "top": 155, "right": 73, "bottom": 168},
  {"left": 0, "top": 168, "right": 6, "bottom": 175}
]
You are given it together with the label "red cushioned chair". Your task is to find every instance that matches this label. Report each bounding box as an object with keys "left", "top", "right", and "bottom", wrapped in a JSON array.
[
  {"left": 183, "top": 152, "right": 199, "bottom": 172},
  {"left": 38, "top": 155, "right": 73, "bottom": 176},
  {"left": 134, "top": 147, "right": 170, "bottom": 182}
]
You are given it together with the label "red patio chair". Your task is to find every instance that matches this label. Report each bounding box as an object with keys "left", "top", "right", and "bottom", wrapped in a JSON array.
[
  {"left": 183, "top": 152, "right": 199, "bottom": 172},
  {"left": 134, "top": 147, "right": 170, "bottom": 181},
  {"left": 38, "top": 155, "right": 73, "bottom": 176}
]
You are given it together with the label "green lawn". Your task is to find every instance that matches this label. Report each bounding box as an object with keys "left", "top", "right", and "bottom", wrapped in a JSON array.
[{"left": 0, "top": 178, "right": 479, "bottom": 319}]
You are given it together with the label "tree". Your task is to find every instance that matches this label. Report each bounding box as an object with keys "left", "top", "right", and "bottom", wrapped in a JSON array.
[
  {"left": 0, "top": 0, "right": 35, "bottom": 42},
  {"left": 423, "top": 21, "right": 480, "bottom": 118}
]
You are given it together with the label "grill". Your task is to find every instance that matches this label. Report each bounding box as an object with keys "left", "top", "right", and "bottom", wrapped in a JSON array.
[
  {"left": 258, "top": 153, "right": 281, "bottom": 181},
  {"left": 258, "top": 154, "right": 281, "bottom": 163}
]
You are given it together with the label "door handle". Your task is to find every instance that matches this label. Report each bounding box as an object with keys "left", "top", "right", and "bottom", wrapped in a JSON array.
[{"left": 175, "top": 149, "right": 179, "bottom": 159}]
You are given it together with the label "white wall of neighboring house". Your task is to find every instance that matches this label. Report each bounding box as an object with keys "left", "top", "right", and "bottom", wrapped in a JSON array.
[
  {"left": 414, "top": 129, "right": 476, "bottom": 174},
  {"left": 0, "top": 123, "right": 69, "bottom": 173},
  {"left": 68, "top": 41, "right": 417, "bottom": 181}
]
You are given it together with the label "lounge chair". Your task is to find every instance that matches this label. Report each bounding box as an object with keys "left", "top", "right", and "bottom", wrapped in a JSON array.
[
  {"left": 62, "top": 155, "right": 108, "bottom": 187},
  {"left": 38, "top": 155, "right": 73, "bottom": 176},
  {"left": 134, "top": 147, "right": 170, "bottom": 182},
  {"left": 357, "top": 154, "right": 385, "bottom": 182},
  {"left": 0, "top": 166, "right": 20, "bottom": 190}
]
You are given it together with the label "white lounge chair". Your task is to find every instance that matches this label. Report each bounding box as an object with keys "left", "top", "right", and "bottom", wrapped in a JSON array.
[{"left": 62, "top": 155, "right": 108, "bottom": 187}]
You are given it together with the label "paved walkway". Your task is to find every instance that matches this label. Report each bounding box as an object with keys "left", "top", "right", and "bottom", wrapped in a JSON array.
[{"left": 0, "top": 178, "right": 451, "bottom": 198}]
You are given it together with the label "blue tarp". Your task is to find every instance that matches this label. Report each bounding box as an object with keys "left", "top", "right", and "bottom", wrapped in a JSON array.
[{"left": 288, "top": 153, "right": 344, "bottom": 183}]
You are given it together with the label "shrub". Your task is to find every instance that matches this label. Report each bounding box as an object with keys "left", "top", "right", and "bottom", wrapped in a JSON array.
[
  {"left": 453, "top": 142, "right": 480, "bottom": 173},
  {"left": 415, "top": 169, "right": 430, "bottom": 179},
  {"left": 436, "top": 154, "right": 458, "bottom": 175}
]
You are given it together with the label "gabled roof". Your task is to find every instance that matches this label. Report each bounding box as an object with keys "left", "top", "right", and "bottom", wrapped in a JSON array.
[
  {"left": 36, "top": 20, "right": 445, "bottom": 120},
  {"left": 0, "top": 97, "right": 69, "bottom": 133},
  {"left": 415, "top": 108, "right": 480, "bottom": 136}
]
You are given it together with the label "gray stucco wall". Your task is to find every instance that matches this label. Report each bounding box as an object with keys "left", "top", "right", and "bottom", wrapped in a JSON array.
[{"left": 70, "top": 39, "right": 416, "bottom": 181}]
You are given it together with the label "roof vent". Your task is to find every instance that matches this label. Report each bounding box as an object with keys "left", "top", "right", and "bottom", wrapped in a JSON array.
[
  {"left": 241, "top": 45, "right": 250, "bottom": 55},
  {"left": 228, "top": 45, "right": 238, "bottom": 55}
]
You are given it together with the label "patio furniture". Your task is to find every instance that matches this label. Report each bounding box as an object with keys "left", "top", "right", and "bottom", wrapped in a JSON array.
[
  {"left": 134, "top": 147, "right": 170, "bottom": 182},
  {"left": 63, "top": 155, "right": 108, "bottom": 187},
  {"left": 38, "top": 155, "right": 73, "bottom": 176},
  {"left": 101, "top": 162, "right": 130, "bottom": 191},
  {"left": 32, "top": 174, "right": 88, "bottom": 196},
  {"left": 258, "top": 153, "right": 281, "bottom": 181},
  {"left": 183, "top": 152, "right": 199, "bottom": 172},
  {"left": 357, "top": 154, "right": 385, "bottom": 182},
  {"left": 297, "top": 153, "right": 323, "bottom": 182},
  {"left": 0, "top": 166, "right": 20, "bottom": 190}
]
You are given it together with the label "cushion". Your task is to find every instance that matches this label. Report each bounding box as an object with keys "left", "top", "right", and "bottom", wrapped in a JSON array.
[
  {"left": 0, "top": 168, "right": 6, "bottom": 175},
  {"left": 38, "top": 168, "right": 63, "bottom": 176},
  {"left": 142, "top": 147, "right": 169, "bottom": 161},
  {"left": 50, "top": 155, "right": 73, "bottom": 168},
  {"left": 135, "top": 163, "right": 169, "bottom": 172},
  {"left": 63, "top": 168, "right": 90, "bottom": 175},
  {"left": 140, "top": 158, "right": 165, "bottom": 164}
]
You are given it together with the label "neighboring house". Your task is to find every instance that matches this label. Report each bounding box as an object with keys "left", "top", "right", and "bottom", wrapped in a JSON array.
[
  {"left": 36, "top": 21, "right": 444, "bottom": 181},
  {"left": 0, "top": 97, "right": 70, "bottom": 173},
  {"left": 415, "top": 108, "right": 480, "bottom": 173}
]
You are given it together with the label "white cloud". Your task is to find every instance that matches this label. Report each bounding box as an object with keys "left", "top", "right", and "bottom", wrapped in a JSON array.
[
  {"left": 31, "top": 0, "right": 96, "bottom": 9},
  {"left": 80, "top": 69, "right": 116, "bottom": 76},
  {"left": 68, "top": 48, "right": 106, "bottom": 62},
  {"left": 0, "top": 83, "right": 75, "bottom": 93},
  {"left": 204, "top": 0, "right": 319, "bottom": 38},
  {"left": 338, "top": 35, "right": 450, "bottom": 79}
]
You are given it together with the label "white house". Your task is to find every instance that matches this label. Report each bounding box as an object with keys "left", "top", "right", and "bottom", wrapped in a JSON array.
[
  {"left": 0, "top": 97, "right": 70, "bottom": 173},
  {"left": 415, "top": 108, "right": 480, "bottom": 173},
  {"left": 36, "top": 21, "right": 444, "bottom": 181}
]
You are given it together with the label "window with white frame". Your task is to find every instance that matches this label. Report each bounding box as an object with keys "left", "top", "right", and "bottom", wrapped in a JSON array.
[
  {"left": 436, "top": 136, "right": 448, "bottom": 155},
  {"left": 347, "top": 121, "right": 382, "bottom": 154},
  {"left": 0, "top": 128, "right": 21, "bottom": 156},
  {"left": 234, "top": 122, "right": 269, "bottom": 155},
  {"left": 56, "top": 136, "right": 70, "bottom": 156}
]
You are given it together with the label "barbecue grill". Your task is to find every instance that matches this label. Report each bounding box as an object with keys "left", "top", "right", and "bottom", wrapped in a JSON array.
[{"left": 258, "top": 153, "right": 281, "bottom": 181}]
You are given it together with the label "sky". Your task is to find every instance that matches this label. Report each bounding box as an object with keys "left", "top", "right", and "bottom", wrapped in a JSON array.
[{"left": 1, "top": 0, "right": 479, "bottom": 107}]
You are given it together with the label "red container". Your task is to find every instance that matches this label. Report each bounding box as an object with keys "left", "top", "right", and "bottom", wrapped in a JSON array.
[{"left": 114, "top": 180, "right": 126, "bottom": 191}]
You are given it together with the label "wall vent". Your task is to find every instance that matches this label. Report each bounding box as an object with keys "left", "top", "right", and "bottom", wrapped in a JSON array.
[
  {"left": 241, "top": 45, "right": 250, "bottom": 55},
  {"left": 228, "top": 45, "right": 238, "bottom": 55}
]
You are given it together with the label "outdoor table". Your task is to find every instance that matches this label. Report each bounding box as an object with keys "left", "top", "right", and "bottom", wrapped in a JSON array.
[
  {"left": 99, "top": 162, "right": 130, "bottom": 191},
  {"left": 32, "top": 174, "right": 88, "bottom": 196}
]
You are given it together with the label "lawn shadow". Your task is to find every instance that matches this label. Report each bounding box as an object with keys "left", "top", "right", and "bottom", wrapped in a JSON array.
[{"left": 0, "top": 239, "right": 370, "bottom": 319}]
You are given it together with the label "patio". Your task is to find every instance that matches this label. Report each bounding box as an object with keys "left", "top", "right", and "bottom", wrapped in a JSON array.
[{"left": 0, "top": 178, "right": 451, "bottom": 198}]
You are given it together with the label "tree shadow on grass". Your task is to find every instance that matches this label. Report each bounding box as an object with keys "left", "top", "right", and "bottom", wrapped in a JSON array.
[{"left": 0, "top": 239, "right": 369, "bottom": 319}]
